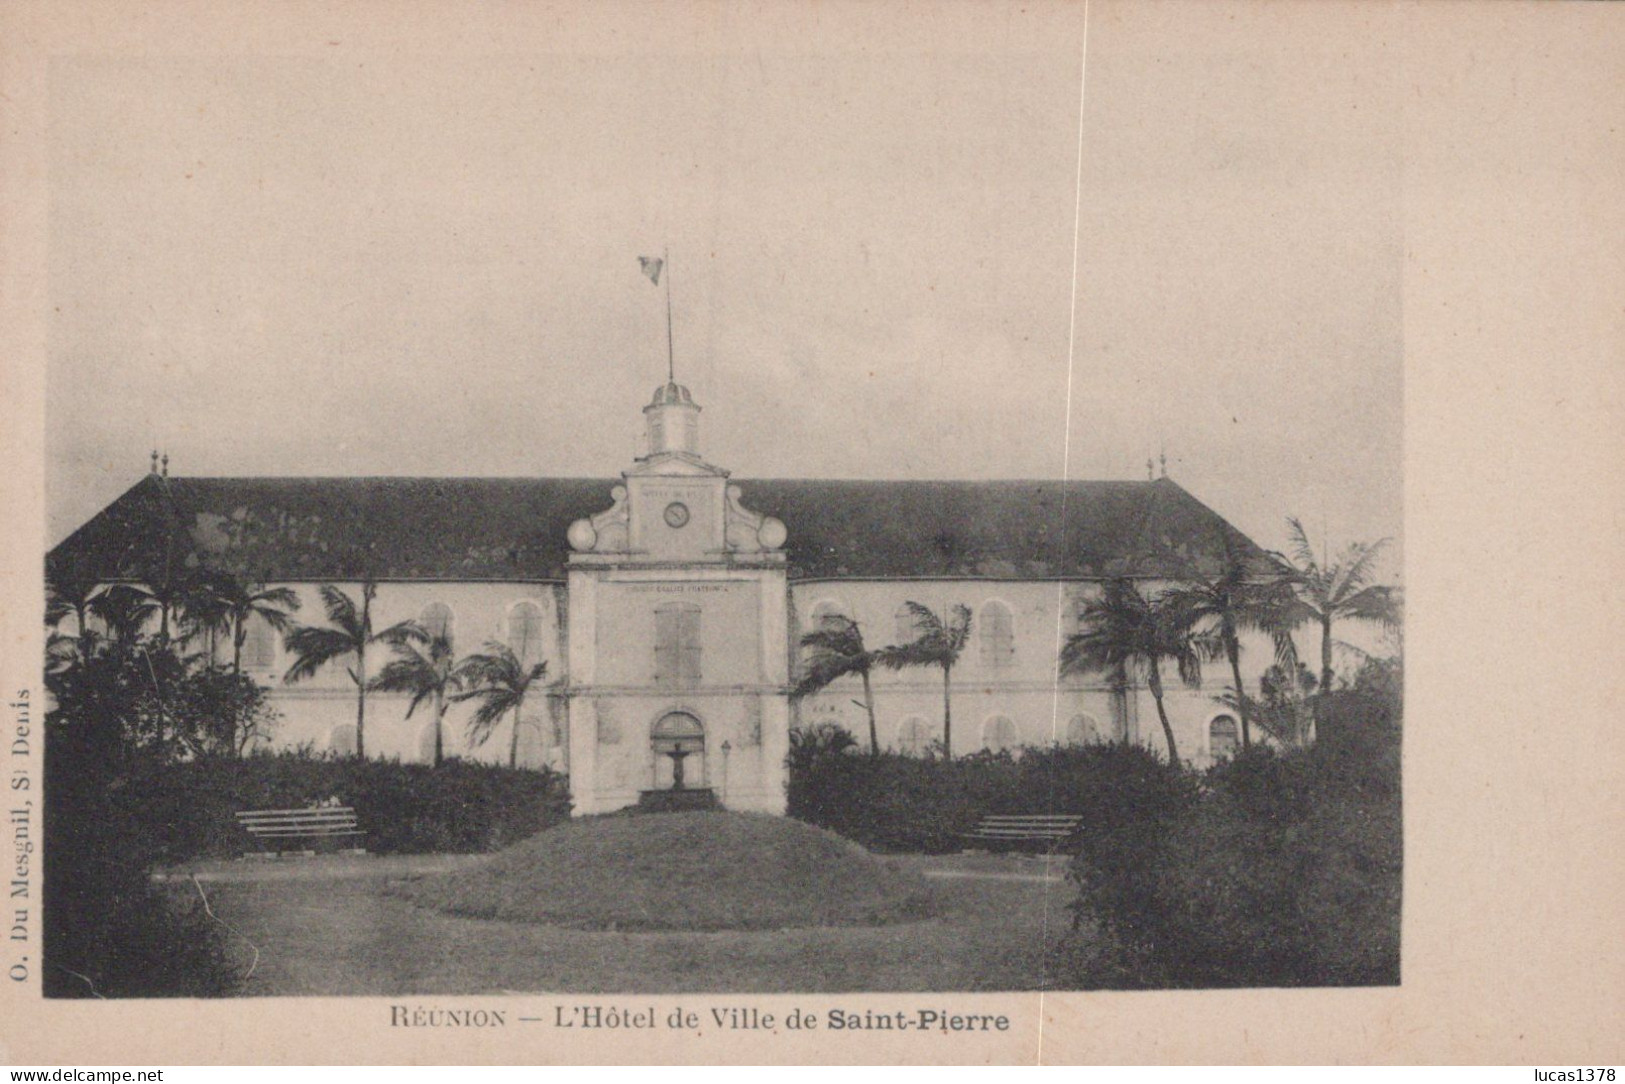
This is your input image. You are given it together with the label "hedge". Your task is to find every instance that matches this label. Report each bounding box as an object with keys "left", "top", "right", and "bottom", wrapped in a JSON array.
[
  {"left": 788, "top": 736, "right": 1193, "bottom": 854},
  {"left": 125, "top": 751, "right": 573, "bottom": 862},
  {"left": 1055, "top": 685, "right": 1402, "bottom": 988}
]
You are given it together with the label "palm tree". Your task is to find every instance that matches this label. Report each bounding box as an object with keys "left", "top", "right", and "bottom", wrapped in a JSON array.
[
  {"left": 46, "top": 565, "right": 105, "bottom": 663},
  {"left": 1161, "top": 539, "right": 1296, "bottom": 751},
  {"left": 282, "top": 583, "right": 393, "bottom": 758},
  {"left": 451, "top": 642, "right": 554, "bottom": 768},
  {"left": 792, "top": 614, "right": 883, "bottom": 755},
  {"left": 140, "top": 567, "right": 195, "bottom": 644},
  {"left": 176, "top": 573, "right": 232, "bottom": 666},
  {"left": 215, "top": 579, "right": 300, "bottom": 677},
  {"left": 1276, "top": 518, "right": 1399, "bottom": 705},
  {"left": 89, "top": 583, "right": 160, "bottom": 646},
  {"left": 370, "top": 621, "right": 460, "bottom": 767},
  {"left": 877, "top": 601, "right": 972, "bottom": 759},
  {"left": 1060, "top": 579, "right": 1205, "bottom": 770}
]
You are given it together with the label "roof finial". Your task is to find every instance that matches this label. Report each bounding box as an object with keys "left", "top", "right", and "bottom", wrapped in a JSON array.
[
  {"left": 161, "top": 452, "right": 170, "bottom": 478},
  {"left": 1146, "top": 454, "right": 1154, "bottom": 481},
  {"left": 150, "top": 449, "right": 159, "bottom": 475},
  {"left": 1159, "top": 441, "right": 1168, "bottom": 479}
]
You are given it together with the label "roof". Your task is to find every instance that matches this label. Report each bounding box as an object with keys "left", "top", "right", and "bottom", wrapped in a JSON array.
[{"left": 47, "top": 474, "right": 1265, "bottom": 584}]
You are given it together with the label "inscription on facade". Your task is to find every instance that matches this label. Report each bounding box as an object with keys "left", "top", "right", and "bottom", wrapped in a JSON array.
[{"left": 624, "top": 583, "right": 738, "bottom": 595}]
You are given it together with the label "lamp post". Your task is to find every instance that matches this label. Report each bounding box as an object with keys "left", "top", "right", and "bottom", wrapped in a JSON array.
[{"left": 720, "top": 740, "right": 731, "bottom": 807}]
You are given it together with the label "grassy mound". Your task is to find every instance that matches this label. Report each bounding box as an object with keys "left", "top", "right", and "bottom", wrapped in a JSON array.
[{"left": 394, "top": 811, "right": 935, "bottom": 931}]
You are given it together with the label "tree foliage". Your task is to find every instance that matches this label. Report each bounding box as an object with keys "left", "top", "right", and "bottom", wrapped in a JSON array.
[
  {"left": 793, "top": 614, "right": 884, "bottom": 755},
  {"left": 876, "top": 601, "right": 972, "bottom": 758},
  {"left": 1061, "top": 579, "right": 1206, "bottom": 769},
  {"left": 451, "top": 641, "right": 555, "bottom": 768}
]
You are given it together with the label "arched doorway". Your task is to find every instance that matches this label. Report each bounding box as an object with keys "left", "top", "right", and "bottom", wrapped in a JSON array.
[{"left": 651, "top": 711, "right": 706, "bottom": 791}]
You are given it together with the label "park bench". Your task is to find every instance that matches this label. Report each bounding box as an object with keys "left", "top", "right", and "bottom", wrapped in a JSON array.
[
  {"left": 962, "top": 813, "right": 1083, "bottom": 853},
  {"left": 235, "top": 806, "right": 368, "bottom": 857}
]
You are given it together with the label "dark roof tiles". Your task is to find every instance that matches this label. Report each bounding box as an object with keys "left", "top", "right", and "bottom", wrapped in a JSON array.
[{"left": 49, "top": 474, "right": 1263, "bottom": 583}]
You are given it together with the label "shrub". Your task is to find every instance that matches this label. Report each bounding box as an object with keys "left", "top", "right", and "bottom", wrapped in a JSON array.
[
  {"left": 787, "top": 727, "right": 1192, "bottom": 855},
  {"left": 130, "top": 751, "right": 573, "bottom": 861},
  {"left": 1055, "top": 685, "right": 1401, "bottom": 989},
  {"left": 43, "top": 729, "right": 240, "bottom": 998}
]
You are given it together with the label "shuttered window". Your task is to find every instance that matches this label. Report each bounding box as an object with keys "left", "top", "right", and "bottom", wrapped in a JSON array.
[
  {"left": 897, "top": 716, "right": 932, "bottom": 756},
  {"left": 1210, "top": 715, "right": 1239, "bottom": 762},
  {"left": 894, "top": 603, "right": 920, "bottom": 643},
  {"left": 654, "top": 602, "right": 702, "bottom": 688},
  {"left": 420, "top": 602, "right": 453, "bottom": 643},
  {"left": 979, "top": 600, "right": 1014, "bottom": 667},
  {"left": 509, "top": 601, "right": 546, "bottom": 665},
  {"left": 240, "top": 614, "right": 276, "bottom": 670},
  {"left": 810, "top": 600, "right": 847, "bottom": 630},
  {"left": 982, "top": 715, "right": 1019, "bottom": 752},
  {"left": 1066, "top": 714, "right": 1101, "bottom": 746}
]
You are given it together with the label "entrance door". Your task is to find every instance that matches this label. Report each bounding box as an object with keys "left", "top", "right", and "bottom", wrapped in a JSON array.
[{"left": 651, "top": 711, "right": 706, "bottom": 790}]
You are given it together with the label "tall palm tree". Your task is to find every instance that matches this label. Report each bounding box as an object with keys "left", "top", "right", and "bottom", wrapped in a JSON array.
[
  {"left": 877, "top": 601, "right": 972, "bottom": 759},
  {"left": 792, "top": 614, "right": 884, "bottom": 755},
  {"left": 282, "top": 583, "right": 392, "bottom": 758},
  {"left": 1060, "top": 579, "right": 1205, "bottom": 770},
  {"left": 1161, "top": 539, "right": 1296, "bottom": 751},
  {"left": 175, "top": 573, "right": 232, "bottom": 667},
  {"left": 451, "top": 642, "right": 554, "bottom": 768},
  {"left": 370, "top": 622, "right": 460, "bottom": 767},
  {"left": 1276, "top": 518, "right": 1398, "bottom": 703},
  {"left": 213, "top": 578, "right": 300, "bottom": 677}
]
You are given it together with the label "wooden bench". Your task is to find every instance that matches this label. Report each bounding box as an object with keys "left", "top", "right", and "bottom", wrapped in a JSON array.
[
  {"left": 235, "top": 806, "right": 367, "bottom": 856},
  {"left": 962, "top": 814, "right": 1083, "bottom": 852}
]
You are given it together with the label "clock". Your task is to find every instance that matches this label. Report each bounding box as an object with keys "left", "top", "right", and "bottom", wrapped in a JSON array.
[{"left": 663, "top": 501, "right": 691, "bottom": 528}]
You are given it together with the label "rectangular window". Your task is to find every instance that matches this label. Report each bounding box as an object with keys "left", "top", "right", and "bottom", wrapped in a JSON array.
[{"left": 654, "top": 603, "right": 702, "bottom": 688}]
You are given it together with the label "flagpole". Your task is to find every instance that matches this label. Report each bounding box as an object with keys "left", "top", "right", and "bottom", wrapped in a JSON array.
[{"left": 664, "top": 247, "right": 675, "bottom": 383}]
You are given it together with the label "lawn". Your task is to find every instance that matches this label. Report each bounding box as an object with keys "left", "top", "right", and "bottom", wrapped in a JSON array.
[{"left": 164, "top": 853, "right": 1076, "bottom": 995}]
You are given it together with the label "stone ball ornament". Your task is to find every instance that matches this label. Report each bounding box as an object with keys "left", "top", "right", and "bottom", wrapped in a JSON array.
[
  {"left": 757, "top": 516, "right": 787, "bottom": 550},
  {"left": 567, "top": 518, "right": 597, "bottom": 552}
]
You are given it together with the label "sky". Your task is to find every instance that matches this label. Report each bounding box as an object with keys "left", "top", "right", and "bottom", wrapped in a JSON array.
[{"left": 45, "top": 2, "right": 1403, "bottom": 575}]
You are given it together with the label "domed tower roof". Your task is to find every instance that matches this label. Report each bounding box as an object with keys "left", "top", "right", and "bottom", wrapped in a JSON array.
[{"left": 647, "top": 381, "right": 696, "bottom": 408}]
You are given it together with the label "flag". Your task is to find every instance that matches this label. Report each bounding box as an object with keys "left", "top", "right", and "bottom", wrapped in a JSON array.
[{"left": 639, "top": 256, "right": 664, "bottom": 286}]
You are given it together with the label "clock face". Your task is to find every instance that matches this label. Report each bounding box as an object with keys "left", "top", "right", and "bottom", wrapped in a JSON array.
[{"left": 663, "top": 501, "right": 691, "bottom": 529}]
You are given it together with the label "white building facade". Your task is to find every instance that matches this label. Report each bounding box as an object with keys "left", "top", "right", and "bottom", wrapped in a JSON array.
[{"left": 50, "top": 383, "right": 1269, "bottom": 816}]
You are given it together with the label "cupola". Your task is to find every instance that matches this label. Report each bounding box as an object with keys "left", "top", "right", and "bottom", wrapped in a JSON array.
[{"left": 643, "top": 381, "right": 701, "bottom": 457}]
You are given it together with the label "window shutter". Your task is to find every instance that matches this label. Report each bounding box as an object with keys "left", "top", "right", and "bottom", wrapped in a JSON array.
[
  {"left": 678, "top": 606, "right": 702, "bottom": 687},
  {"left": 510, "top": 601, "right": 544, "bottom": 666},
  {"left": 655, "top": 603, "right": 701, "bottom": 688},
  {"left": 979, "top": 601, "right": 1014, "bottom": 667},
  {"left": 654, "top": 607, "right": 677, "bottom": 687}
]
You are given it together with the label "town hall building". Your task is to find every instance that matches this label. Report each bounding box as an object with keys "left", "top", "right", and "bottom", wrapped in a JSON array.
[{"left": 48, "top": 382, "right": 1268, "bottom": 816}]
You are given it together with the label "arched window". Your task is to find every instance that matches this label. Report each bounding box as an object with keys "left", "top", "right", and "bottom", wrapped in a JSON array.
[
  {"left": 239, "top": 613, "right": 277, "bottom": 670},
  {"left": 982, "top": 715, "right": 1019, "bottom": 753},
  {"left": 420, "top": 602, "right": 454, "bottom": 644},
  {"left": 896, "top": 715, "right": 932, "bottom": 756},
  {"left": 508, "top": 600, "right": 546, "bottom": 665},
  {"left": 654, "top": 601, "right": 702, "bottom": 688},
  {"left": 895, "top": 603, "right": 921, "bottom": 643},
  {"left": 328, "top": 724, "right": 358, "bottom": 757},
  {"left": 809, "top": 599, "right": 848, "bottom": 631},
  {"left": 1209, "top": 714, "right": 1239, "bottom": 762},
  {"left": 511, "top": 706, "right": 547, "bottom": 770},
  {"left": 1066, "top": 713, "right": 1101, "bottom": 746},
  {"left": 979, "top": 600, "right": 1014, "bottom": 668}
]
